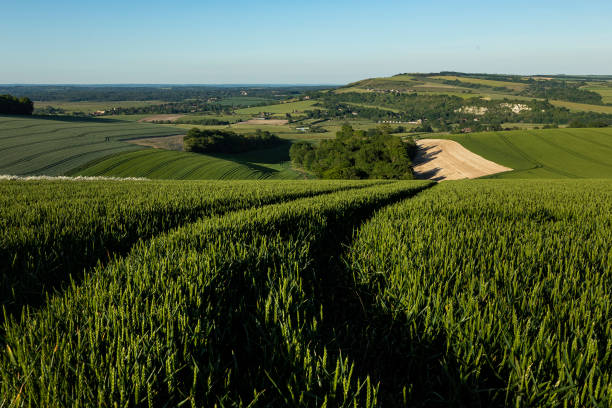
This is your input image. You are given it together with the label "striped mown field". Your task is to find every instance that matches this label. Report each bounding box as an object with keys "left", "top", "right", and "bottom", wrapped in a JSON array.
[
  {"left": 0, "top": 115, "right": 182, "bottom": 176},
  {"left": 73, "top": 144, "right": 302, "bottom": 180},
  {"left": 438, "top": 127, "right": 612, "bottom": 178}
]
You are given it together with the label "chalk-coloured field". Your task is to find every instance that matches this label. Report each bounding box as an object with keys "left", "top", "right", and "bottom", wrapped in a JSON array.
[{"left": 413, "top": 139, "right": 512, "bottom": 181}]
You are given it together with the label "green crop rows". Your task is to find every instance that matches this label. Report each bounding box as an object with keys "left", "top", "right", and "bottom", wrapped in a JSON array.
[
  {"left": 0, "top": 115, "right": 182, "bottom": 176},
  {"left": 1, "top": 179, "right": 610, "bottom": 407},
  {"left": 73, "top": 148, "right": 301, "bottom": 180},
  {"left": 0, "top": 179, "right": 377, "bottom": 313},
  {"left": 442, "top": 127, "right": 612, "bottom": 178}
]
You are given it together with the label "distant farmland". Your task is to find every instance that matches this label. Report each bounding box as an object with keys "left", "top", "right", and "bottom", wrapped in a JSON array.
[{"left": 236, "top": 99, "right": 319, "bottom": 115}]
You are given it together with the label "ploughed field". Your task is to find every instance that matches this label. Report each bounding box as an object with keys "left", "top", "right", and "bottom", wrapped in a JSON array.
[{"left": 1, "top": 178, "right": 610, "bottom": 407}]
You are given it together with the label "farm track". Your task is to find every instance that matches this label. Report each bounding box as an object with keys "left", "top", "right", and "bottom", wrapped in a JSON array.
[
  {"left": 1, "top": 180, "right": 609, "bottom": 406},
  {"left": 0, "top": 180, "right": 398, "bottom": 315},
  {"left": 0, "top": 180, "right": 434, "bottom": 406}
]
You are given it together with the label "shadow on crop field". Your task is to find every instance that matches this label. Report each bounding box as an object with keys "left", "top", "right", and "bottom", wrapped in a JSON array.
[{"left": 304, "top": 199, "right": 506, "bottom": 406}]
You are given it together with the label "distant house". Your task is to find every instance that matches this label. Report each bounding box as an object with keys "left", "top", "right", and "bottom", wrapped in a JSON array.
[
  {"left": 240, "top": 90, "right": 248, "bottom": 96},
  {"left": 93, "top": 110, "right": 105, "bottom": 116},
  {"left": 296, "top": 127, "right": 310, "bottom": 132},
  {"left": 461, "top": 127, "right": 473, "bottom": 133}
]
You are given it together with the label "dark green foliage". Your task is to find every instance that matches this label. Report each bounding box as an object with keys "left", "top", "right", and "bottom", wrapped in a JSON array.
[
  {"left": 0, "top": 94, "right": 33, "bottom": 115},
  {"left": 184, "top": 128, "right": 284, "bottom": 154},
  {"left": 521, "top": 81, "right": 604, "bottom": 104},
  {"left": 290, "top": 125, "right": 415, "bottom": 179}
]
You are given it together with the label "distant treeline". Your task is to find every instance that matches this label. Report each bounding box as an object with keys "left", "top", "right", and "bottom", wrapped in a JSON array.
[
  {"left": 184, "top": 128, "right": 284, "bottom": 154},
  {"left": 0, "top": 94, "right": 33, "bottom": 115},
  {"left": 104, "top": 101, "right": 230, "bottom": 116},
  {"left": 290, "top": 124, "right": 416, "bottom": 179},
  {"left": 0, "top": 85, "right": 331, "bottom": 102}
]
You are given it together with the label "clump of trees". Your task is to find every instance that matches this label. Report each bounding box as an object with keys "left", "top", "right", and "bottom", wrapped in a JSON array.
[
  {"left": 0, "top": 94, "right": 33, "bottom": 115},
  {"left": 290, "top": 124, "right": 416, "bottom": 179},
  {"left": 184, "top": 128, "right": 284, "bottom": 154}
]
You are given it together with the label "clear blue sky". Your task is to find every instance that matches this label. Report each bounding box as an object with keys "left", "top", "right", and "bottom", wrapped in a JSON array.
[{"left": 2, "top": 0, "right": 611, "bottom": 84}]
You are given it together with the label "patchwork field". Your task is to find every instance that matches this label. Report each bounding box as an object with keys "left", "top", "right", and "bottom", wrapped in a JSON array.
[{"left": 439, "top": 127, "right": 612, "bottom": 178}]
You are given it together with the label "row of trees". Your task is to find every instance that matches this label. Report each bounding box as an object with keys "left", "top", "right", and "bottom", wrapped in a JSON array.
[
  {"left": 290, "top": 124, "right": 416, "bottom": 179},
  {"left": 0, "top": 94, "right": 33, "bottom": 115},
  {"left": 184, "top": 128, "right": 284, "bottom": 154}
]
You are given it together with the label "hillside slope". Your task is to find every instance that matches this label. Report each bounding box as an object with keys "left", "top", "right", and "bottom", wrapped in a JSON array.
[
  {"left": 73, "top": 145, "right": 302, "bottom": 180},
  {"left": 437, "top": 127, "right": 612, "bottom": 178},
  {"left": 0, "top": 115, "right": 183, "bottom": 176}
]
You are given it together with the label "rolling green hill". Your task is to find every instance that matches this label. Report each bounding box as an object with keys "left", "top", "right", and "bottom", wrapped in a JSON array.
[
  {"left": 0, "top": 115, "right": 183, "bottom": 176},
  {"left": 72, "top": 144, "right": 302, "bottom": 180},
  {"left": 438, "top": 127, "right": 612, "bottom": 178}
]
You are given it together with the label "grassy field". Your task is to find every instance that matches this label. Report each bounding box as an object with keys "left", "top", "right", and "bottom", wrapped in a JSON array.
[
  {"left": 0, "top": 115, "right": 183, "bottom": 176},
  {"left": 73, "top": 143, "right": 302, "bottom": 180},
  {"left": 550, "top": 99, "right": 612, "bottom": 114},
  {"left": 1, "top": 179, "right": 609, "bottom": 406},
  {"left": 235, "top": 99, "right": 319, "bottom": 115},
  {"left": 439, "top": 127, "right": 612, "bottom": 178}
]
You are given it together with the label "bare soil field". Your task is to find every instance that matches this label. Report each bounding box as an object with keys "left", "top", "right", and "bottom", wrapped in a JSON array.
[
  {"left": 236, "top": 119, "right": 289, "bottom": 125},
  {"left": 127, "top": 135, "right": 185, "bottom": 151},
  {"left": 413, "top": 139, "right": 512, "bottom": 181},
  {"left": 138, "top": 114, "right": 185, "bottom": 123}
]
